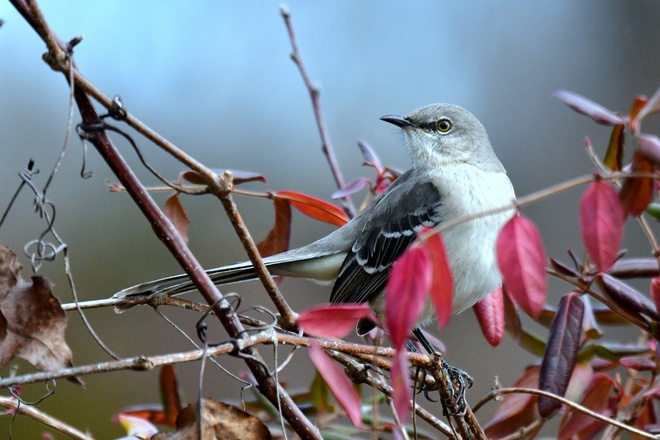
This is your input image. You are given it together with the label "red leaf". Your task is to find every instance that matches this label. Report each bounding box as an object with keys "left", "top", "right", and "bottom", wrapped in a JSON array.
[
  {"left": 619, "top": 356, "right": 656, "bottom": 371},
  {"left": 297, "top": 304, "right": 375, "bottom": 338},
  {"left": 620, "top": 152, "right": 654, "bottom": 216},
  {"left": 651, "top": 277, "right": 660, "bottom": 315},
  {"left": 554, "top": 90, "right": 627, "bottom": 126},
  {"left": 160, "top": 365, "right": 182, "bottom": 427},
  {"left": 484, "top": 366, "right": 542, "bottom": 439},
  {"left": 638, "top": 133, "right": 660, "bottom": 166},
  {"left": 308, "top": 342, "right": 365, "bottom": 429},
  {"left": 274, "top": 190, "right": 349, "bottom": 227},
  {"left": 257, "top": 198, "right": 291, "bottom": 258},
  {"left": 604, "top": 124, "right": 625, "bottom": 171},
  {"left": 385, "top": 245, "right": 432, "bottom": 350},
  {"left": 580, "top": 180, "right": 625, "bottom": 272},
  {"left": 390, "top": 350, "right": 412, "bottom": 427},
  {"left": 538, "top": 292, "right": 585, "bottom": 418},
  {"left": 496, "top": 214, "right": 547, "bottom": 318},
  {"left": 164, "top": 194, "right": 190, "bottom": 244},
  {"left": 473, "top": 287, "right": 505, "bottom": 347},
  {"left": 423, "top": 231, "right": 453, "bottom": 329},
  {"left": 559, "top": 373, "right": 620, "bottom": 439}
]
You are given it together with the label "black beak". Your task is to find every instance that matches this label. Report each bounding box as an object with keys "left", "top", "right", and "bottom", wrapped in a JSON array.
[{"left": 380, "top": 115, "right": 415, "bottom": 128}]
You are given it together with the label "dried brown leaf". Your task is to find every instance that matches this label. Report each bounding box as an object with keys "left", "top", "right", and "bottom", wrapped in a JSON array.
[
  {"left": 0, "top": 273, "right": 80, "bottom": 384},
  {"left": 172, "top": 399, "right": 271, "bottom": 440},
  {"left": 164, "top": 194, "right": 190, "bottom": 244}
]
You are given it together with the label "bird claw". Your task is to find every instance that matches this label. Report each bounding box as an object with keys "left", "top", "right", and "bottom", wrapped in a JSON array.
[{"left": 440, "top": 360, "right": 473, "bottom": 417}]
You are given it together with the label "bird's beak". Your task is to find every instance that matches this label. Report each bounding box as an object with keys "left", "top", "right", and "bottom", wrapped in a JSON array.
[{"left": 380, "top": 115, "right": 415, "bottom": 128}]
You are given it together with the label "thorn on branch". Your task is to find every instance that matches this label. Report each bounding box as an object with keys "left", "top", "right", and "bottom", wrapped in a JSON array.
[{"left": 66, "top": 35, "right": 83, "bottom": 54}]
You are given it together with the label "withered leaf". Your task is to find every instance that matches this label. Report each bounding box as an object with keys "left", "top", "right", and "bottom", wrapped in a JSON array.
[
  {"left": 0, "top": 276, "right": 72, "bottom": 371},
  {"left": 257, "top": 198, "right": 292, "bottom": 258},
  {"left": 0, "top": 250, "right": 79, "bottom": 384},
  {"left": 164, "top": 194, "right": 190, "bottom": 244},
  {"left": 172, "top": 399, "right": 271, "bottom": 440}
]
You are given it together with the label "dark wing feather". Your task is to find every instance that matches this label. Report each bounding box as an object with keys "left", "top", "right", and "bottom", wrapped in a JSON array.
[{"left": 329, "top": 174, "right": 443, "bottom": 305}]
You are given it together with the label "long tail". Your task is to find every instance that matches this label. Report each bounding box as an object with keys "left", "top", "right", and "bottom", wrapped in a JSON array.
[
  {"left": 111, "top": 251, "right": 346, "bottom": 313},
  {"left": 112, "top": 260, "right": 260, "bottom": 312}
]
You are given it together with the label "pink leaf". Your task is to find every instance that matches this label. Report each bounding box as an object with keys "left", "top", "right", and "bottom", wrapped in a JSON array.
[
  {"left": 651, "top": 277, "right": 660, "bottom": 315},
  {"left": 358, "top": 140, "right": 382, "bottom": 171},
  {"left": 580, "top": 180, "right": 625, "bottom": 272},
  {"left": 332, "top": 178, "right": 371, "bottom": 199},
  {"left": 554, "top": 90, "right": 626, "bottom": 126},
  {"left": 308, "top": 342, "right": 365, "bottom": 429},
  {"left": 423, "top": 231, "right": 453, "bottom": 329},
  {"left": 473, "top": 287, "right": 505, "bottom": 347},
  {"left": 297, "top": 304, "right": 375, "bottom": 338},
  {"left": 385, "top": 245, "right": 432, "bottom": 350},
  {"left": 558, "top": 373, "right": 620, "bottom": 439},
  {"left": 496, "top": 214, "right": 547, "bottom": 318},
  {"left": 619, "top": 356, "right": 656, "bottom": 371},
  {"left": 638, "top": 134, "right": 660, "bottom": 166},
  {"left": 390, "top": 350, "right": 412, "bottom": 427},
  {"left": 637, "top": 86, "right": 660, "bottom": 121}
]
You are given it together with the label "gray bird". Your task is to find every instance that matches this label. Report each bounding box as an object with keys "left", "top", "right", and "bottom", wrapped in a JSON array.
[{"left": 113, "top": 104, "right": 515, "bottom": 334}]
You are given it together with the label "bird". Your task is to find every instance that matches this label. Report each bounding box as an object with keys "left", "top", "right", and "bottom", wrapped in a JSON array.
[{"left": 112, "top": 103, "right": 515, "bottom": 336}]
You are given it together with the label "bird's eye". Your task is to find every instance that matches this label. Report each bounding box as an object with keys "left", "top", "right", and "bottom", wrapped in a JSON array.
[{"left": 435, "top": 118, "right": 452, "bottom": 133}]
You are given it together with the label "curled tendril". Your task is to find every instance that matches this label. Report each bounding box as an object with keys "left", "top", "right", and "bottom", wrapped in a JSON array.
[
  {"left": 1, "top": 161, "right": 67, "bottom": 271},
  {"left": 77, "top": 118, "right": 198, "bottom": 194}
]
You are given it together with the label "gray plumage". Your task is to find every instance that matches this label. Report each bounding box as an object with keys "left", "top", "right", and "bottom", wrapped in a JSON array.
[{"left": 113, "top": 104, "right": 516, "bottom": 327}]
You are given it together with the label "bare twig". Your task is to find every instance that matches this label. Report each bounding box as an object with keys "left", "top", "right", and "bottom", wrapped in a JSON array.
[
  {"left": 0, "top": 396, "right": 94, "bottom": 440},
  {"left": 210, "top": 173, "right": 297, "bottom": 329},
  {"left": 473, "top": 387, "right": 656, "bottom": 439},
  {"left": 329, "top": 350, "right": 456, "bottom": 438},
  {"left": 280, "top": 6, "right": 356, "bottom": 217}
]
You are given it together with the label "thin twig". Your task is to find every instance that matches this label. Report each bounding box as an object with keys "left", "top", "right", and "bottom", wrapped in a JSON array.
[
  {"left": 328, "top": 350, "right": 455, "bottom": 438},
  {"left": 209, "top": 173, "right": 297, "bottom": 329},
  {"left": 473, "top": 387, "right": 656, "bottom": 439},
  {"left": 280, "top": 6, "right": 356, "bottom": 217},
  {"left": 0, "top": 396, "right": 94, "bottom": 440}
]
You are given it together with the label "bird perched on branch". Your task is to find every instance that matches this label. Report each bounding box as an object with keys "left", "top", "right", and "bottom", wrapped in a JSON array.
[{"left": 113, "top": 103, "right": 515, "bottom": 336}]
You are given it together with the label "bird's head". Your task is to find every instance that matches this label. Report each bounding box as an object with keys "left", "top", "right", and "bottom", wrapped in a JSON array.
[{"left": 381, "top": 103, "right": 504, "bottom": 173}]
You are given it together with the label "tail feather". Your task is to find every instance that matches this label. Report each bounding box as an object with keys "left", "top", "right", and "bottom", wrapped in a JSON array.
[{"left": 112, "top": 260, "right": 259, "bottom": 313}]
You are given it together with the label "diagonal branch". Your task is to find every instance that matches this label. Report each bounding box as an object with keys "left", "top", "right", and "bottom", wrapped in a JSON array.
[{"left": 11, "top": 1, "right": 319, "bottom": 437}]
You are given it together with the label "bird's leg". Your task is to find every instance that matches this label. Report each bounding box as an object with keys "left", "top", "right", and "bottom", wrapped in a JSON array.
[{"left": 412, "top": 328, "right": 473, "bottom": 416}]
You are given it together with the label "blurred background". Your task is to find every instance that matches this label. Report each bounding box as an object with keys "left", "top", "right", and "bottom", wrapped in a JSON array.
[{"left": 1, "top": 1, "right": 659, "bottom": 437}]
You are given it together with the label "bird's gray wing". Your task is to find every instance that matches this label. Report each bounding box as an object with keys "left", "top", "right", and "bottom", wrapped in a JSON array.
[{"left": 329, "top": 173, "right": 443, "bottom": 305}]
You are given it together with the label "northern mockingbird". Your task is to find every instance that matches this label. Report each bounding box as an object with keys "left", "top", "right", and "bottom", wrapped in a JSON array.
[{"left": 113, "top": 104, "right": 515, "bottom": 334}]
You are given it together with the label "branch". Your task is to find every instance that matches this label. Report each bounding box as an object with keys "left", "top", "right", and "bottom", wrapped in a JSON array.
[
  {"left": 10, "top": 1, "right": 318, "bottom": 437},
  {"left": 280, "top": 6, "right": 356, "bottom": 217},
  {"left": 0, "top": 396, "right": 94, "bottom": 440},
  {"left": 473, "top": 387, "right": 656, "bottom": 439},
  {"left": 328, "top": 350, "right": 456, "bottom": 438}
]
